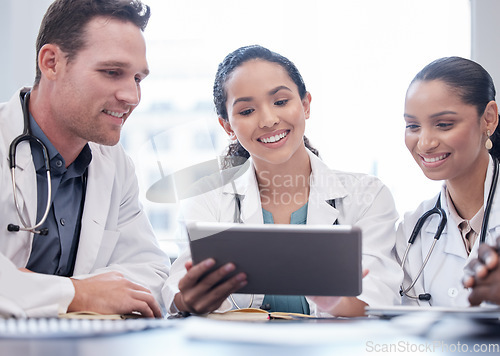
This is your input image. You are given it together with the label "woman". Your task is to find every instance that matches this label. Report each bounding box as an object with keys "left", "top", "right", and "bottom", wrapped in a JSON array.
[
  {"left": 163, "top": 45, "right": 401, "bottom": 317},
  {"left": 396, "top": 56, "right": 500, "bottom": 307}
]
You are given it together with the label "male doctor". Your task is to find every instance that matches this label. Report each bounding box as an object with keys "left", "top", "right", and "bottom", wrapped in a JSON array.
[{"left": 0, "top": 0, "right": 169, "bottom": 318}]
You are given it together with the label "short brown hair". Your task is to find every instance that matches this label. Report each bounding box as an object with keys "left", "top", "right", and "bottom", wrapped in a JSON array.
[{"left": 34, "top": 0, "right": 151, "bottom": 87}]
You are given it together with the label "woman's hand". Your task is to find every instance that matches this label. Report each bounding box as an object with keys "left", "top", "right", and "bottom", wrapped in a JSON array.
[
  {"left": 173, "top": 258, "right": 247, "bottom": 314},
  {"left": 463, "top": 237, "right": 500, "bottom": 306}
]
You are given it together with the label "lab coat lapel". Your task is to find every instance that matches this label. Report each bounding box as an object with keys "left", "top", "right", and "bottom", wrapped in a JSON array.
[
  {"left": 222, "top": 159, "right": 263, "bottom": 224},
  {"left": 73, "top": 145, "right": 114, "bottom": 274},
  {"left": 473, "top": 156, "right": 500, "bottom": 251},
  {"left": 307, "top": 151, "right": 346, "bottom": 225},
  {"left": 423, "top": 186, "right": 467, "bottom": 260}
]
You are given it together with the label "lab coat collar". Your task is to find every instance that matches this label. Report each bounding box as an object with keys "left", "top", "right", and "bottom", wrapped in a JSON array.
[
  {"left": 221, "top": 149, "right": 348, "bottom": 225},
  {"left": 425, "top": 156, "right": 500, "bottom": 260},
  {"left": 307, "top": 150, "right": 348, "bottom": 225}
]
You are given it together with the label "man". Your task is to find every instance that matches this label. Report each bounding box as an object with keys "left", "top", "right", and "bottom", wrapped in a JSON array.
[{"left": 0, "top": 0, "right": 169, "bottom": 318}]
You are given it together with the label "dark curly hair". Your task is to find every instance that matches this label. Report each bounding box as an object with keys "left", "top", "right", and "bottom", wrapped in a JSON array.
[{"left": 213, "top": 45, "right": 319, "bottom": 168}]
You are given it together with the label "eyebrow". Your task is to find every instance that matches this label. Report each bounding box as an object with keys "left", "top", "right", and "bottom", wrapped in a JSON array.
[
  {"left": 404, "top": 110, "right": 458, "bottom": 120},
  {"left": 232, "top": 85, "right": 293, "bottom": 107},
  {"left": 97, "top": 61, "right": 150, "bottom": 76},
  {"left": 430, "top": 110, "right": 457, "bottom": 118}
]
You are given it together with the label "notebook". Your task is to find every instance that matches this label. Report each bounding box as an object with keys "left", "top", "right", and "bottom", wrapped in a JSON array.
[{"left": 187, "top": 222, "right": 362, "bottom": 296}]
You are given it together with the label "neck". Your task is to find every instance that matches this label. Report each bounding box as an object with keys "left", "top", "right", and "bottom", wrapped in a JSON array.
[
  {"left": 254, "top": 146, "right": 312, "bottom": 208},
  {"left": 29, "top": 87, "right": 86, "bottom": 167},
  {"left": 446, "top": 154, "right": 490, "bottom": 220}
]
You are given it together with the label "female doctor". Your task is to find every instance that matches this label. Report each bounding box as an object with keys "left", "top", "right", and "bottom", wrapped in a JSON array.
[
  {"left": 396, "top": 57, "right": 500, "bottom": 307},
  {"left": 163, "top": 45, "right": 402, "bottom": 317}
]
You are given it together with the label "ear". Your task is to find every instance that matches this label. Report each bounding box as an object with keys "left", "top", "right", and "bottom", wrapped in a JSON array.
[
  {"left": 38, "top": 44, "right": 65, "bottom": 81},
  {"left": 483, "top": 100, "right": 499, "bottom": 134},
  {"left": 218, "top": 117, "right": 237, "bottom": 140},
  {"left": 302, "top": 92, "right": 312, "bottom": 120}
]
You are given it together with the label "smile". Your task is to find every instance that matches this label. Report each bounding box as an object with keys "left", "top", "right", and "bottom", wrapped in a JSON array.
[
  {"left": 103, "top": 109, "right": 127, "bottom": 118},
  {"left": 259, "top": 131, "right": 288, "bottom": 144},
  {"left": 421, "top": 153, "right": 450, "bottom": 163}
]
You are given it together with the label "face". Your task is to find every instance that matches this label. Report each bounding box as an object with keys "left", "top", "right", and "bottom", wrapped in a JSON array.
[
  {"left": 220, "top": 59, "right": 311, "bottom": 168},
  {"left": 404, "top": 80, "right": 489, "bottom": 183},
  {"left": 48, "top": 16, "right": 149, "bottom": 147}
]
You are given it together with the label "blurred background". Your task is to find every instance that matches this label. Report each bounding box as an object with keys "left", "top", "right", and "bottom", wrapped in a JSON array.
[{"left": 2, "top": 0, "right": 499, "bottom": 258}]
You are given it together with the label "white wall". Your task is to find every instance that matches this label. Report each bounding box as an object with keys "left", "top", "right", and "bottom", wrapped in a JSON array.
[
  {"left": 3, "top": 1, "right": 498, "bottom": 101},
  {"left": 471, "top": 0, "right": 500, "bottom": 90},
  {"left": 0, "top": 0, "right": 53, "bottom": 101}
]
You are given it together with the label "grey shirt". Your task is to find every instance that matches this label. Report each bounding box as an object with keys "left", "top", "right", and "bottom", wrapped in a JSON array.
[{"left": 26, "top": 109, "right": 91, "bottom": 277}]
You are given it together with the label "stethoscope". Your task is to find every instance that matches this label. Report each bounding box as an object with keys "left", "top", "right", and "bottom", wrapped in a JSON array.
[
  {"left": 228, "top": 180, "right": 338, "bottom": 309},
  {"left": 399, "top": 156, "right": 499, "bottom": 301},
  {"left": 7, "top": 91, "right": 52, "bottom": 235}
]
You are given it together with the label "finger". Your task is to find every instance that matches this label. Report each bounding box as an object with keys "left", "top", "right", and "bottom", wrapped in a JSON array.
[
  {"left": 130, "top": 290, "right": 163, "bottom": 318},
  {"left": 462, "top": 274, "right": 475, "bottom": 289},
  {"left": 466, "top": 258, "right": 489, "bottom": 280},
  {"left": 469, "top": 285, "right": 491, "bottom": 306},
  {"left": 478, "top": 244, "right": 498, "bottom": 270},
  {"left": 178, "top": 259, "right": 216, "bottom": 290},
  {"left": 362, "top": 269, "right": 369, "bottom": 278},
  {"left": 180, "top": 262, "right": 236, "bottom": 294},
  {"left": 180, "top": 266, "right": 242, "bottom": 313},
  {"left": 185, "top": 260, "right": 193, "bottom": 271},
  {"left": 191, "top": 273, "right": 247, "bottom": 313}
]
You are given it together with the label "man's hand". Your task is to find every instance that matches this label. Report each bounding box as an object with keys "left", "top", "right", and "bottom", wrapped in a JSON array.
[
  {"left": 173, "top": 258, "right": 247, "bottom": 314},
  {"left": 464, "top": 237, "right": 500, "bottom": 306},
  {"left": 68, "top": 271, "right": 162, "bottom": 318}
]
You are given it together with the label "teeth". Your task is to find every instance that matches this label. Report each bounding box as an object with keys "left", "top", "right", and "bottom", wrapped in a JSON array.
[
  {"left": 423, "top": 154, "right": 448, "bottom": 163},
  {"left": 261, "top": 131, "right": 287, "bottom": 144},
  {"left": 103, "top": 110, "right": 125, "bottom": 118}
]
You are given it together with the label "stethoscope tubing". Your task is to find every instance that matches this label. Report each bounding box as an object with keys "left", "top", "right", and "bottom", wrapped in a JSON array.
[
  {"left": 8, "top": 91, "right": 52, "bottom": 235},
  {"left": 400, "top": 156, "right": 499, "bottom": 301}
]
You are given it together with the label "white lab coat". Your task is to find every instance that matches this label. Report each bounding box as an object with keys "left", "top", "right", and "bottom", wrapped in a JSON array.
[
  {"left": 395, "top": 156, "right": 500, "bottom": 307},
  {"left": 0, "top": 88, "right": 170, "bottom": 318},
  {"left": 163, "top": 149, "right": 402, "bottom": 316}
]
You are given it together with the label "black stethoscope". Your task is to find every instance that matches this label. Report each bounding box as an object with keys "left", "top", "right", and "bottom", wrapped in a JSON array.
[
  {"left": 7, "top": 91, "right": 51, "bottom": 235},
  {"left": 399, "top": 156, "right": 499, "bottom": 301}
]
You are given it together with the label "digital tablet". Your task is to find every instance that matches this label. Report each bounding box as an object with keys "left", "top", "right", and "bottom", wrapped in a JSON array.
[{"left": 187, "top": 222, "right": 362, "bottom": 296}]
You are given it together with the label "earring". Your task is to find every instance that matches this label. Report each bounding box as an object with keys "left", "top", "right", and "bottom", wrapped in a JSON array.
[{"left": 486, "top": 130, "right": 493, "bottom": 150}]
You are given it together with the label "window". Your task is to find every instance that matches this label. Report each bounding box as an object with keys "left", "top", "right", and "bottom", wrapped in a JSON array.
[{"left": 122, "top": 0, "right": 471, "bottom": 257}]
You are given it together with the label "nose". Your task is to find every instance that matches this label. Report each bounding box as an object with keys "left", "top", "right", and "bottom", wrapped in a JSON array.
[
  {"left": 416, "top": 128, "right": 439, "bottom": 152},
  {"left": 258, "top": 105, "right": 280, "bottom": 129},
  {"left": 116, "top": 78, "right": 141, "bottom": 106}
]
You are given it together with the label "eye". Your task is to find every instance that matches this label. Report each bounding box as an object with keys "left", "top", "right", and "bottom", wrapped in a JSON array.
[
  {"left": 100, "top": 69, "right": 121, "bottom": 77},
  {"left": 405, "top": 124, "right": 420, "bottom": 130},
  {"left": 436, "top": 122, "right": 453, "bottom": 129},
  {"left": 274, "top": 99, "right": 288, "bottom": 106},
  {"left": 239, "top": 108, "right": 254, "bottom": 116}
]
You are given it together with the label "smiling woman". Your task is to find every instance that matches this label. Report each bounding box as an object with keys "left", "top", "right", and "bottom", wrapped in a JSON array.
[
  {"left": 162, "top": 45, "right": 403, "bottom": 318},
  {"left": 117, "top": 0, "right": 471, "bottom": 259},
  {"left": 396, "top": 56, "right": 500, "bottom": 307}
]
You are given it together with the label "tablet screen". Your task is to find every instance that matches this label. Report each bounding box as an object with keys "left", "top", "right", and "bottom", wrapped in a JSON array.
[{"left": 187, "top": 222, "right": 362, "bottom": 296}]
